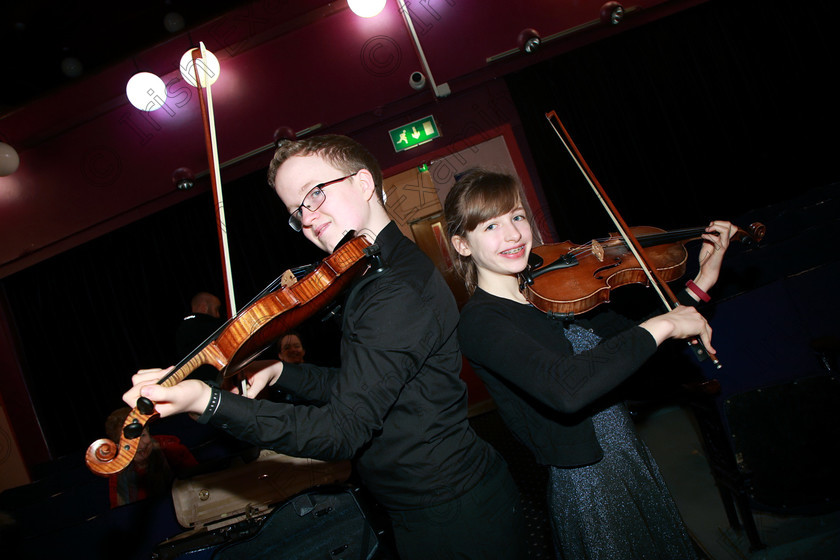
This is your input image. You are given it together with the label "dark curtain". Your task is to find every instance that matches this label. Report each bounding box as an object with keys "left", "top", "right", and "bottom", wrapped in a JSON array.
[
  {"left": 2, "top": 168, "right": 341, "bottom": 459},
  {"left": 502, "top": 0, "right": 839, "bottom": 398},
  {"left": 505, "top": 0, "right": 839, "bottom": 243}
]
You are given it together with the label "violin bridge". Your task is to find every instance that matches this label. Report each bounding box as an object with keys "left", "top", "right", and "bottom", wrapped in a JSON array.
[
  {"left": 591, "top": 239, "right": 605, "bottom": 262},
  {"left": 280, "top": 269, "right": 298, "bottom": 288}
]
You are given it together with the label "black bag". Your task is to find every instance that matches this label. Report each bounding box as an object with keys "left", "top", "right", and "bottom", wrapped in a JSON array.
[
  {"left": 211, "top": 487, "right": 379, "bottom": 559},
  {"left": 154, "top": 486, "right": 379, "bottom": 559}
]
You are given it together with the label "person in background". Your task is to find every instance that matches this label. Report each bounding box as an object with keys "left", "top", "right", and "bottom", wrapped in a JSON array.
[
  {"left": 175, "top": 291, "right": 225, "bottom": 385},
  {"left": 122, "top": 135, "right": 528, "bottom": 560},
  {"left": 254, "top": 331, "right": 307, "bottom": 404},
  {"left": 444, "top": 168, "right": 736, "bottom": 559},
  {"left": 105, "top": 407, "right": 198, "bottom": 508},
  {"left": 277, "top": 331, "right": 305, "bottom": 364},
  {"left": 175, "top": 291, "right": 224, "bottom": 356}
]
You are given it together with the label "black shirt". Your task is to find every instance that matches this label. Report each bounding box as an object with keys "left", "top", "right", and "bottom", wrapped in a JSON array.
[
  {"left": 176, "top": 312, "right": 225, "bottom": 384},
  {"left": 458, "top": 287, "right": 697, "bottom": 467},
  {"left": 198, "top": 222, "right": 498, "bottom": 510},
  {"left": 176, "top": 313, "right": 225, "bottom": 356}
]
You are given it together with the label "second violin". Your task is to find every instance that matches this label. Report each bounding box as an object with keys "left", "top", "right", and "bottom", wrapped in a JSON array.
[{"left": 520, "top": 223, "right": 765, "bottom": 319}]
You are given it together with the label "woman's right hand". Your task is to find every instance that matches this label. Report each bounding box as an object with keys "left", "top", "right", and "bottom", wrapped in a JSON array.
[{"left": 639, "top": 305, "right": 714, "bottom": 354}]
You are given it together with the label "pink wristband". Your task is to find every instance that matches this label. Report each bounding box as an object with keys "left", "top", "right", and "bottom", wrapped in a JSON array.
[{"left": 686, "top": 279, "right": 711, "bottom": 302}]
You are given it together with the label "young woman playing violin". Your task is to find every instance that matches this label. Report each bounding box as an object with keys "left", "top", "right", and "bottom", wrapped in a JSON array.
[{"left": 444, "top": 168, "right": 736, "bottom": 560}]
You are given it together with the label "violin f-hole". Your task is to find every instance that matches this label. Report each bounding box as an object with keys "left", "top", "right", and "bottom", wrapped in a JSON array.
[{"left": 593, "top": 259, "right": 621, "bottom": 280}]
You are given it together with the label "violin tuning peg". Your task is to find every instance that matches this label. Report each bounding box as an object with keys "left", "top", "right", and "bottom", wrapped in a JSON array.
[
  {"left": 123, "top": 419, "right": 144, "bottom": 439},
  {"left": 136, "top": 396, "right": 155, "bottom": 415}
]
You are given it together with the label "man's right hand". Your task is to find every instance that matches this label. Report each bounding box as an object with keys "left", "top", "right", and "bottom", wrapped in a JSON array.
[{"left": 123, "top": 368, "right": 212, "bottom": 417}]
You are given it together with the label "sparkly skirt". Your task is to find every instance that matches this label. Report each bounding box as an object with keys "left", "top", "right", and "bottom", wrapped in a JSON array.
[{"left": 547, "top": 404, "right": 698, "bottom": 560}]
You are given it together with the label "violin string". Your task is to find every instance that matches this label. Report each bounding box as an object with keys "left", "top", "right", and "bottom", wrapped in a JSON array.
[
  {"left": 157, "top": 243, "right": 365, "bottom": 386},
  {"left": 158, "top": 264, "right": 316, "bottom": 385},
  {"left": 560, "top": 228, "right": 708, "bottom": 260}
]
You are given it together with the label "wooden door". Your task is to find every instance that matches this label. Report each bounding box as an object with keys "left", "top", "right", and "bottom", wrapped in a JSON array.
[{"left": 409, "top": 214, "right": 469, "bottom": 310}]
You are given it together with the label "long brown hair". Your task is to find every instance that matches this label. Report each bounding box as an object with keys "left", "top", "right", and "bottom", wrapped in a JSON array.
[{"left": 443, "top": 168, "right": 539, "bottom": 294}]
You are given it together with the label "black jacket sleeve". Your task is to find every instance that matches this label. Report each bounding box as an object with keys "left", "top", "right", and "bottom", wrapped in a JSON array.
[{"left": 458, "top": 299, "right": 657, "bottom": 416}]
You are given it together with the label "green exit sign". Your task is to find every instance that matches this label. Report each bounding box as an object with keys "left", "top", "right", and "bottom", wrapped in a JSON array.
[{"left": 389, "top": 116, "right": 440, "bottom": 152}]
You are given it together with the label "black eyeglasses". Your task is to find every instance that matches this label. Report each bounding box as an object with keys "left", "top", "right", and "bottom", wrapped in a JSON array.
[{"left": 288, "top": 172, "right": 358, "bottom": 232}]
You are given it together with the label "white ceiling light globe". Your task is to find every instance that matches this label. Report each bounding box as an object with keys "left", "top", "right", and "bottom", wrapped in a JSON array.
[
  {"left": 125, "top": 72, "right": 167, "bottom": 111},
  {"left": 0, "top": 142, "right": 21, "bottom": 176},
  {"left": 348, "top": 0, "right": 386, "bottom": 18},
  {"left": 179, "top": 48, "right": 221, "bottom": 87}
]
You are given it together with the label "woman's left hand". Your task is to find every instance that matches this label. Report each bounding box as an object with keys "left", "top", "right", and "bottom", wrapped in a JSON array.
[{"left": 694, "top": 220, "right": 738, "bottom": 291}]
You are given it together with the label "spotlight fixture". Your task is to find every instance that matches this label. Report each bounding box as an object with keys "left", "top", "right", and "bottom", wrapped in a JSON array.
[
  {"left": 517, "top": 28, "right": 541, "bottom": 54},
  {"left": 273, "top": 126, "right": 297, "bottom": 146},
  {"left": 172, "top": 167, "right": 195, "bottom": 190},
  {"left": 600, "top": 2, "right": 625, "bottom": 25}
]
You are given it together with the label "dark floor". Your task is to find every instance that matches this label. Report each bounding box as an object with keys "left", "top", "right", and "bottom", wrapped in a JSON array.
[
  {"left": 469, "top": 411, "right": 554, "bottom": 559},
  {"left": 2, "top": 403, "right": 836, "bottom": 560},
  {"left": 634, "top": 405, "right": 840, "bottom": 560},
  {"left": 469, "top": 406, "right": 840, "bottom": 560}
]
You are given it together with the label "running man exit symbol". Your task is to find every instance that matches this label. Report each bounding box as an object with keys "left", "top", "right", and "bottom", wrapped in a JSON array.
[{"left": 389, "top": 116, "right": 440, "bottom": 152}]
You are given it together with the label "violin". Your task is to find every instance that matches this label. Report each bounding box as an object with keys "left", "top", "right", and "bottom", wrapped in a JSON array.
[
  {"left": 543, "top": 109, "right": 769, "bottom": 367},
  {"left": 85, "top": 234, "right": 375, "bottom": 477},
  {"left": 520, "top": 223, "right": 765, "bottom": 319}
]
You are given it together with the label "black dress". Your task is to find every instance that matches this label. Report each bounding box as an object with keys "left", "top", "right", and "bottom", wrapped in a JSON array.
[
  {"left": 548, "top": 403, "right": 697, "bottom": 559},
  {"left": 458, "top": 290, "right": 698, "bottom": 559},
  {"left": 548, "top": 325, "right": 696, "bottom": 559}
]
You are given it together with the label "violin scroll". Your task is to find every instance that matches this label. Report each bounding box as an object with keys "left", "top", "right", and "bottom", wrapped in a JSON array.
[
  {"left": 733, "top": 222, "right": 766, "bottom": 246},
  {"left": 85, "top": 406, "right": 159, "bottom": 477}
]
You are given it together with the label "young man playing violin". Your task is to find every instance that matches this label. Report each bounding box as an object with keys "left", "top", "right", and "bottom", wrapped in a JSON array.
[
  {"left": 444, "top": 168, "right": 736, "bottom": 560},
  {"left": 123, "top": 135, "right": 528, "bottom": 560}
]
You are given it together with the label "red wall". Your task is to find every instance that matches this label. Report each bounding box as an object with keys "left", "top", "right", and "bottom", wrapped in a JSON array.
[
  {"left": 0, "top": 0, "right": 704, "bottom": 278},
  {"left": 0, "top": 0, "right": 707, "bottom": 465}
]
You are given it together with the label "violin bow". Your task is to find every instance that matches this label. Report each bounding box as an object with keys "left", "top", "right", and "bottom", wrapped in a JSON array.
[
  {"left": 193, "top": 42, "right": 237, "bottom": 318},
  {"left": 192, "top": 43, "right": 254, "bottom": 395},
  {"left": 545, "top": 110, "right": 721, "bottom": 368},
  {"left": 88, "top": 46, "right": 251, "bottom": 477}
]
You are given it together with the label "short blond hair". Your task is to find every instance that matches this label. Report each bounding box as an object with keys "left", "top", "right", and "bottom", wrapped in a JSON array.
[{"left": 267, "top": 134, "right": 384, "bottom": 204}]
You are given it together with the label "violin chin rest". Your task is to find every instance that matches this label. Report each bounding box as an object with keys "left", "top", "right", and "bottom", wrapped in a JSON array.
[{"left": 335, "top": 230, "right": 357, "bottom": 249}]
